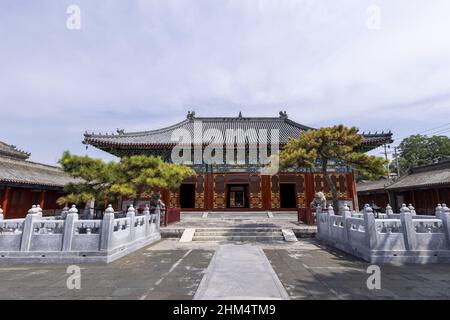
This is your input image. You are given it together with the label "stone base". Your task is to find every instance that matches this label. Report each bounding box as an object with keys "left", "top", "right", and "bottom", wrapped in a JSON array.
[
  {"left": 317, "top": 236, "right": 450, "bottom": 264},
  {"left": 0, "top": 233, "right": 161, "bottom": 264}
]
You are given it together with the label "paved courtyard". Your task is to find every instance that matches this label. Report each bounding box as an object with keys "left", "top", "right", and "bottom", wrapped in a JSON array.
[{"left": 1, "top": 238, "right": 450, "bottom": 300}]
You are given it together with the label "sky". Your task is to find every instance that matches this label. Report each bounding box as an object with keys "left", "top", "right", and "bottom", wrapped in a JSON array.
[{"left": 1, "top": 0, "right": 449, "bottom": 165}]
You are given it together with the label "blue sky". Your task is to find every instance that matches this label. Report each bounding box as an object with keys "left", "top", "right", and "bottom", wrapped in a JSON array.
[{"left": 1, "top": 0, "right": 449, "bottom": 165}]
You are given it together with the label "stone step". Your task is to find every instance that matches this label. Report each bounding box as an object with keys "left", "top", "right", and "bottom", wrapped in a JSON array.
[
  {"left": 194, "top": 231, "right": 284, "bottom": 237},
  {"left": 194, "top": 228, "right": 283, "bottom": 232},
  {"left": 192, "top": 235, "right": 286, "bottom": 242}
]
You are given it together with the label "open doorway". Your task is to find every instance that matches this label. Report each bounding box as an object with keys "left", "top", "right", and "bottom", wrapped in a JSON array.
[
  {"left": 280, "top": 183, "right": 296, "bottom": 208},
  {"left": 227, "top": 184, "right": 249, "bottom": 209},
  {"left": 179, "top": 184, "right": 195, "bottom": 208}
]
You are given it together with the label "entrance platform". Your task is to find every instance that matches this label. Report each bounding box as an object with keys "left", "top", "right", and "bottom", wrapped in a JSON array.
[{"left": 161, "top": 211, "right": 317, "bottom": 240}]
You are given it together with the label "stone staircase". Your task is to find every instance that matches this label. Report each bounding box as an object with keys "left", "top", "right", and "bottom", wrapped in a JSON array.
[{"left": 192, "top": 227, "right": 285, "bottom": 242}]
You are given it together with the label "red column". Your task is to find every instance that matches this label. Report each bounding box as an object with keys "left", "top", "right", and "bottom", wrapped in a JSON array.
[
  {"left": 205, "top": 172, "right": 214, "bottom": 211},
  {"left": 160, "top": 190, "right": 168, "bottom": 208},
  {"left": 39, "top": 191, "right": 45, "bottom": 209},
  {"left": 305, "top": 173, "right": 315, "bottom": 208},
  {"left": 261, "top": 175, "right": 270, "bottom": 210},
  {"left": 347, "top": 171, "right": 358, "bottom": 211},
  {"left": 2, "top": 187, "right": 10, "bottom": 219}
]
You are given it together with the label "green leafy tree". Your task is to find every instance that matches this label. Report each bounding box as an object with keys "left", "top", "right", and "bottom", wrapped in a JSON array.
[
  {"left": 279, "top": 125, "right": 387, "bottom": 213},
  {"left": 390, "top": 135, "right": 450, "bottom": 175},
  {"left": 110, "top": 155, "right": 195, "bottom": 205},
  {"left": 57, "top": 151, "right": 120, "bottom": 206},
  {"left": 58, "top": 152, "right": 195, "bottom": 209}
]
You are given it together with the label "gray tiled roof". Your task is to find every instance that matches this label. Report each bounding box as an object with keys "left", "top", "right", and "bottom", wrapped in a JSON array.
[
  {"left": 0, "top": 157, "right": 77, "bottom": 187},
  {"left": 386, "top": 159, "right": 450, "bottom": 190},
  {"left": 0, "top": 141, "right": 30, "bottom": 160},
  {"left": 84, "top": 114, "right": 392, "bottom": 148},
  {"left": 357, "top": 159, "right": 450, "bottom": 193},
  {"left": 357, "top": 178, "right": 391, "bottom": 193}
]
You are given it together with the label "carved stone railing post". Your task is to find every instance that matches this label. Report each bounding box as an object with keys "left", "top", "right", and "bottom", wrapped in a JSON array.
[
  {"left": 20, "top": 206, "right": 40, "bottom": 252},
  {"left": 435, "top": 204, "right": 443, "bottom": 216},
  {"left": 89, "top": 200, "right": 96, "bottom": 220},
  {"left": 62, "top": 205, "right": 79, "bottom": 251},
  {"left": 36, "top": 204, "right": 43, "bottom": 217},
  {"left": 100, "top": 205, "right": 115, "bottom": 251},
  {"left": 315, "top": 205, "right": 322, "bottom": 235},
  {"left": 143, "top": 204, "right": 151, "bottom": 236},
  {"left": 437, "top": 204, "right": 450, "bottom": 248},
  {"left": 61, "top": 205, "right": 69, "bottom": 220},
  {"left": 400, "top": 204, "right": 416, "bottom": 250},
  {"left": 363, "top": 204, "right": 377, "bottom": 249},
  {"left": 127, "top": 205, "right": 136, "bottom": 241},
  {"left": 385, "top": 204, "right": 394, "bottom": 218},
  {"left": 342, "top": 203, "right": 351, "bottom": 243},
  {"left": 408, "top": 204, "right": 417, "bottom": 215},
  {"left": 0, "top": 206, "right": 3, "bottom": 220},
  {"left": 155, "top": 205, "right": 161, "bottom": 233},
  {"left": 326, "top": 204, "right": 334, "bottom": 240}
]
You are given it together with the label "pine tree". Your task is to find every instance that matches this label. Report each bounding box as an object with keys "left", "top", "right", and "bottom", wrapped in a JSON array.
[
  {"left": 57, "top": 152, "right": 194, "bottom": 209},
  {"left": 57, "top": 151, "right": 120, "bottom": 206},
  {"left": 110, "top": 155, "right": 195, "bottom": 206},
  {"left": 279, "top": 125, "right": 387, "bottom": 213}
]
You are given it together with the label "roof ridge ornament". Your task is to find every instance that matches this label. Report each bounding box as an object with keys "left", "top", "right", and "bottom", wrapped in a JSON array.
[
  {"left": 279, "top": 111, "right": 288, "bottom": 119},
  {"left": 187, "top": 111, "right": 196, "bottom": 120},
  {"left": 116, "top": 128, "right": 125, "bottom": 135},
  {"left": 238, "top": 111, "right": 242, "bottom": 118}
]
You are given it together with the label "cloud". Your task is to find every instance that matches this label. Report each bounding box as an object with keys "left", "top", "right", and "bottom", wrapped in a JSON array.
[{"left": 0, "top": 0, "right": 449, "bottom": 164}]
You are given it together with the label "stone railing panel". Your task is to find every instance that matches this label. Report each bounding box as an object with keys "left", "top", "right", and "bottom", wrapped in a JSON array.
[
  {"left": 74, "top": 220, "right": 101, "bottom": 234},
  {"left": 71, "top": 220, "right": 102, "bottom": 251},
  {"left": 316, "top": 203, "right": 450, "bottom": 263},
  {"left": 330, "top": 215, "right": 346, "bottom": 243},
  {"left": 346, "top": 217, "right": 367, "bottom": 253},
  {"left": 30, "top": 220, "right": 65, "bottom": 252},
  {"left": 0, "top": 219, "right": 24, "bottom": 235},
  {"left": 0, "top": 204, "right": 161, "bottom": 264},
  {"left": 374, "top": 219, "right": 405, "bottom": 251},
  {"left": 0, "top": 219, "right": 24, "bottom": 251},
  {"left": 375, "top": 219, "right": 403, "bottom": 234},
  {"left": 413, "top": 219, "right": 447, "bottom": 250},
  {"left": 33, "top": 220, "right": 65, "bottom": 234},
  {"left": 134, "top": 215, "right": 147, "bottom": 240},
  {"left": 111, "top": 217, "right": 132, "bottom": 249},
  {"left": 347, "top": 217, "right": 365, "bottom": 233}
]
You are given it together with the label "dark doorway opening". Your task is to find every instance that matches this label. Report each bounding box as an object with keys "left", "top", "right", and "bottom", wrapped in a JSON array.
[
  {"left": 179, "top": 184, "right": 195, "bottom": 208},
  {"left": 280, "top": 183, "right": 296, "bottom": 208},
  {"left": 227, "top": 184, "right": 249, "bottom": 209}
]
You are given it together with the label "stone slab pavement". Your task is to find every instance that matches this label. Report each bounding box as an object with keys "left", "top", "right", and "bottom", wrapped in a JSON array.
[
  {"left": 194, "top": 243, "right": 290, "bottom": 300},
  {"left": 0, "top": 239, "right": 450, "bottom": 299},
  {"left": 265, "top": 242, "right": 450, "bottom": 300},
  {"left": 0, "top": 241, "right": 213, "bottom": 300},
  {"left": 163, "top": 212, "right": 315, "bottom": 231}
]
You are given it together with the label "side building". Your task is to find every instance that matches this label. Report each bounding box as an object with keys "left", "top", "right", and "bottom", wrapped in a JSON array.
[
  {"left": 0, "top": 141, "right": 75, "bottom": 218},
  {"left": 357, "top": 158, "right": 450, "bottom": 214},
  {"left": 84, "top": 112, "right": 392, "bottom": 212}
]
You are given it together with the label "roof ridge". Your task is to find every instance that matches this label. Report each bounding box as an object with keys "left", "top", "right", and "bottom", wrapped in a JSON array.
[
  {"left": 85, "top": 118, "right": 191, "bottom": 138},
  {"left": 0, "top": 156, "right": 63, "bottom": 172},
  {"left": 409, "top": 158, "right": 450, "bottom": 173},
  {"left": 84, "top": 115, "right": 314, "bottom": 139},
  {"left": 0, "top": 140, "right": 31, "bottom": 159}
]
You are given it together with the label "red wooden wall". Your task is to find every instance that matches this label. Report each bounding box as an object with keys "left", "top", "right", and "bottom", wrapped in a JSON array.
[{"left": 1, "top": 187, "right": 64, "bottom": 219}]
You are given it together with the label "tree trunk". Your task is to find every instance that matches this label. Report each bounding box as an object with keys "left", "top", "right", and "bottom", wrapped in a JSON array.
[
  {"left": 133, "top": 193, "right": 141, "bottom": 208},
  {"left": 322, "top": 158, "right": 340, "bottom": 215},
  {"left": 84, "top": 199, "right": 95, "bottom": 219}
]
